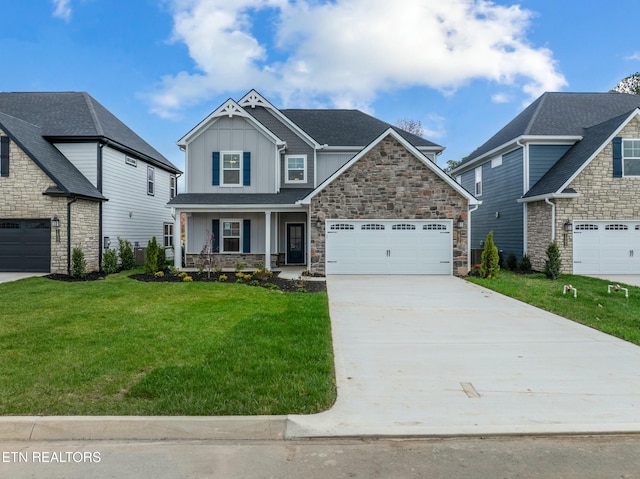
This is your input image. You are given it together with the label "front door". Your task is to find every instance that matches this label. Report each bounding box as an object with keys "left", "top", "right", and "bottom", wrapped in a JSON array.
[{"left": 287, "top": 223, "right": 305, "bottom": 264}]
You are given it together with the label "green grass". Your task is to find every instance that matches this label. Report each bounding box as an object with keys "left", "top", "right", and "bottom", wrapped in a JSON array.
[
  {"left": 0, "top": 270, "right": 335, "bottom": 416},
  {"left": 468, "top": 271, "right": 640, "bottom": 345}
]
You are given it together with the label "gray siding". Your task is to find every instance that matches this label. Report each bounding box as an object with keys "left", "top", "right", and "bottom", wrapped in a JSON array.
[
  {"left": 247, "top": 107, "right": 315, "bottom": 188},
  {"left": 186, "top": 116, "right": 277, "bottom": 194},
  {"left": 316, "top": 151, "right": 356, "bottom": 184},
  {"left": 464, "top": 148, "right": 525, "bottom": 260},
  {"left": 529, "top": 144, "right": 572, "bottom": 187},
  {"left": 54, "top": 142, "right": 98, "bottom": 186}
]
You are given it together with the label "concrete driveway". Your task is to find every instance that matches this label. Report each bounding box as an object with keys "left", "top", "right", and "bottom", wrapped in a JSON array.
[
  {"left": 286, "top": 275, "right": 640, "bottom": 438},
  {"left": 584, "top": 275, "right": 640, "bottom": 287},
  {"left": 0, "top": 272, "right": 47, "bottom": 283}
]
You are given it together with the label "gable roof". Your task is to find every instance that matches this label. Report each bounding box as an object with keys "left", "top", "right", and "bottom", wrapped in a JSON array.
[
  {"left": 523, "top": 109, "right": 638, "bottom": 200},
  {"left": 281, "top": 109, "right": 442, "bottom": 150},
  {"left": 300, "top": 128, "right": 476, "bottom": 205},
  {"left": 455, "top": 92, "right": 640, "bottom": 172},
  {"left": 0, "top": 92, "right": 179, "bottom": 173},
  {"left": 0, "top": 112, "right": 105, "bottom": 200}
]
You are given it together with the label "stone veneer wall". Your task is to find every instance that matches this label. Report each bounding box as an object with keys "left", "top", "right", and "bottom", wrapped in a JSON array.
[
  {"left": 186, "top": 253, "right": 278, "bottom": 270},
  {"left": 310, "top": 135, "right": 469, "bottom": 275},
  {"left": 526, "top": 117, "right": 640, "bottom": 273},
  {"left": 0, "top": 131, "right": 100, "bottom": 273}
]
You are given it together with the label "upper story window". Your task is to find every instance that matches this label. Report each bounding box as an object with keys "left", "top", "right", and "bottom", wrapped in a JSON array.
[
  {"left": 285, "top": 155, "right": 307, "bottom": 183},
  {"left": 147, "top": 166, "right": 155, "bottom": 195},
  {"left": 622, "top": 139, "right": 640, "bottom": 176},
  {"left": 222, "top": 151, "right": 242, "bottom": 186},
  {"left": 475, "top": 166, "right": 482, "bottom": 196},
  {"left": 170, "top": 175, "right": 177, "bottom": 199},
  {"left": 0, "top": 136, "right": 9, "bottom": 177},
  {"left": 491, "top": 156, "right": 502, "bottom": 168}
]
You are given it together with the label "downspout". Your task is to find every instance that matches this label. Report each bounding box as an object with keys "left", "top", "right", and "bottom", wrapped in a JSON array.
[
  {"left": 66, "top": 197, "right": 78, "bottom": 275},
  {"left": 517, "top": 139, "right": 529, "bottom": 255},
  {"left": 545, "top": 198, "right": 556, "bottom": 242},
  {"left": 97, "top": 142, "right": 104, "bottom": 269},
  {"left": 467, "top": 203, "right": 480, "bottom": 273}
]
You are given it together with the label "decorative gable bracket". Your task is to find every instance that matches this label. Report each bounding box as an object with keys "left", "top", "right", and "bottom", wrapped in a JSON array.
[
  {"left": 218, "top": 100, "right": 249, "bottom": 119},
  {"left": 239, "top": 92, "right": 270, "bottom": 109}
]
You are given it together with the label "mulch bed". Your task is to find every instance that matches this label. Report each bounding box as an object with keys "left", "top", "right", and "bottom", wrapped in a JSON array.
[{"left": 45, "top": 272, "right": 107, "bottom": 282}]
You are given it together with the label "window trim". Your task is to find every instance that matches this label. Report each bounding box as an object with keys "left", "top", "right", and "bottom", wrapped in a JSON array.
[
  {"left": 163, "top": 223, "right": 173, "bottom": 248},
  {"left": 474, "top": 166, "right": 482, "bottom": 196},
  {"left": 170, "top": 175, "right": 177, "bottom": 199},
  {"left": 285, "top": 154, "right": 307, "bottom": 184},
  {"left": 147, "top": 166, "right": 155, "bottom": 196},
  {"left": 622, "top": 139, "right": 640, "bottom": 177},
  {"left": 221, "top": 219, "right": 242, "bottom": 253},
  {"left": 221, "top": 151, "right": 243, "bottom": 187}
]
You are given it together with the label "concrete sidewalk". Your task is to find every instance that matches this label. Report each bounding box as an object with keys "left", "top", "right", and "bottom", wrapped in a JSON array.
[{"left": 286, "top": 275, "right": 640, "bottom": 438}]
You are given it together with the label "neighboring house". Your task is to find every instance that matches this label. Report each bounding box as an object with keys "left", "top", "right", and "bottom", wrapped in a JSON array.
[
  {"left": 169, "top": 90, "right": 478, "bottom": 276},
  {"left": 0, "top": 92, "right": 181, "bottom": 274},
  {"left": 452, "top": 92, "right": 640, "bottom": 274}
]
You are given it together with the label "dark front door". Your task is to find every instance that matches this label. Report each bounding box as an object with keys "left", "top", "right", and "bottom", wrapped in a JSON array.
[{"left": 287, "top": 223, "right": 305, "bottom": 264}]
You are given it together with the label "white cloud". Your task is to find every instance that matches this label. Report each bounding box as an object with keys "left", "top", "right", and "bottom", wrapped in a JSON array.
[
  {"left": 52, "top": 0, "right": 72, "bottom": 21},
  {"left": 149, "top": 0, "right": 567, "bottom": 118},
  {"left": 625, "top": 52, "right": 640, "bottom": 61},
  {"left": 492, "top": 93, "right": 511, "bottom": 103}
]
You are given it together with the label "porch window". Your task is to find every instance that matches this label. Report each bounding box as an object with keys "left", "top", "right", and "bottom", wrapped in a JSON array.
[
  {"left": 622, "top": 139, "right": 640, "bottom": 176},
  {"left": 222, "top": 151, "right": 242, "bottom": 186},
  {"left": 285, "top": 155, "right": 306, "bottom": 183},
  {"left": 163, "top": 223, "right": 173, "bottom": 248},
  {"left": 222, "top": 220, "right": 241, "bottom": 252}
]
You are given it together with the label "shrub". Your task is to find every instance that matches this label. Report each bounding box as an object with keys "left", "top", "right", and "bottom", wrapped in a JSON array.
[
  {"left": 182, "top": 275, "right": 193, "bottom": 282},
  {"left": 102, "top": 248, "right": 119, "bottom": 274},
  {"left": 544, "top": 241, "right": 562, "bottom": 280},
  {"left": 118, "top": 238, "right": 135, "bottom": 271},
  {"left": 157, "top": 247, "right": 167, "bottom": 270},
  {"left": 519, "top": 254, "right": 532, "bottom": 273},
  {"left": 145, "top": 236, "right": 160, "bottom": 274},
  {"left": 71, "top": 247, "right": 86, "bottom": 278},
  {"left": 235, "top": 262, "right": 246, "bottom": 272},
  {"left": 218, "top": 274, "right": 228, "bottom": 282},
  {"left": 506, "top": 253, "right": 518, "bottom": 271},
  {"left": 480, "top": 231, "right": 500, "bottom": 279},
  {"left": 154, "top": 271, "right": 165, "bottom": 278},
  {"left": 178, "top": 271, "right": 188, "bottom": 278}
]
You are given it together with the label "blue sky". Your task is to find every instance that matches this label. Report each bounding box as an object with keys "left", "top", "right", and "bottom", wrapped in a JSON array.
[{"left": 2, "top": 0, "right": 639, "bottom": 176}]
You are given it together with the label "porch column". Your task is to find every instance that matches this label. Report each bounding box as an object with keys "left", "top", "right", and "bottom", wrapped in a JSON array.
[
  {"left": 264, "top": 211, "right": 272, "bottom": 270},
  {"left": 174, "top": 209, "right": 182, "bottom": 270}
]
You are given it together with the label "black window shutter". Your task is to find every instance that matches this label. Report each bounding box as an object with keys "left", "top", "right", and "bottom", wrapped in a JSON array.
[
  {"left": 212, "top": 219, "right": 220, "bottom": 252},
  {"left": 243, "top": 152, "right": 251, "bottom": 186},
  {"left": 243, "top": 219, "right": 251, "bottom": 253},
  {"left": 612, "top": 137, "right": 622, "bottom": 178},
  {"left": 0, "top": 137, "right": 9, "bottom": 177},
  {"left": 212, "top": 152, "right": 220, "bottom": 185}
]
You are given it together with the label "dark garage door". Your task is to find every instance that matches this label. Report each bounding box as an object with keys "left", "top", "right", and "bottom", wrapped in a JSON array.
[{"left": 0, "top": 219, "right": 51, "bottom": 272}]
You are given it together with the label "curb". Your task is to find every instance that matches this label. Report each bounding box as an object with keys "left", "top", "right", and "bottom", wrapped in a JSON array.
[{"left": 0, "top": 416, "right": 287, "bottom": 441}]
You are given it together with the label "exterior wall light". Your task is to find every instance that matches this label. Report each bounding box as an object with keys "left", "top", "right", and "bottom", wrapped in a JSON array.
[
  {"left": 51, "top": 215, "right": 60, "bottom": 229},
  {"left": 563, "top": 219, "right": 572, "bottom": 232}
]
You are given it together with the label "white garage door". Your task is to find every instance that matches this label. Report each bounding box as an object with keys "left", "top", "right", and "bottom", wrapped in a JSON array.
[
  {"left": 325, "top": 220, "right": 452, "bottom": 275},
  {"left": 573, "top": 221, "right": 640, "bottom": 274}
]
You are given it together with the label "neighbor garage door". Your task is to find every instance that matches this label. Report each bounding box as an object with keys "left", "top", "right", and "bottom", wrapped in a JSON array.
[
  {"left": 0, "top": 219, "right": 51, "bottom": 272},
  {"left": 325, "top": 220, "right": 452, "bottom": 274},
  {"left": 573, "top": 220, "right": 640, "bottom": 274}
]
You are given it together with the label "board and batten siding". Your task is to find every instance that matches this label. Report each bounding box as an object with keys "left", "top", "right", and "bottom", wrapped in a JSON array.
[
  {"left": 101, "top": 146, "right": 174, "bottom": 249},
  {"left": 316, "top": 152, "right": 356, "bottom": 184},
  {"left": 529, "top": 144, "right": 572, "bottom": 187},
  {"left": 461, "top": 148, "right": 524, "bottom": 259},
  {"left": 186, "top": 116, "right": 276, "bottom": 194},
  {"left": 54, "top": 143, "right": 98, "bottom": 186}
]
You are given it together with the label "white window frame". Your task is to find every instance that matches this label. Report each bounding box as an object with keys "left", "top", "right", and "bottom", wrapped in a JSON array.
[
  {"left": 163, "top": 223, "right": 173, "bottom": 248},
  {"left": 221, "top": 151, "right": 243, "bottom": 187},
  {"left": 491, "top": 156, "right": 502, "bottom": 168},
  {"left": 475, "top": 166, "right": 482, "bottom": 196},
  {"left": 285, "top": 155, "right": 307, "bottom": 183},
  {"left": 170, "top": 175, "right": 177, "bottom": 199},
  {"left": 147, "top": 166, "right": 155, "bottom": 196},
  {"left": 221, "top": 219, "right": 242, "bottom": 253},
  {"left": 622, "top": 139, "right": 640, "bottom": 177}
]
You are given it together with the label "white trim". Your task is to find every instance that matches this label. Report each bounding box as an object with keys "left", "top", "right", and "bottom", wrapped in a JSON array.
[
  {"left": 147, "top": 166, "right": 155, "bottom": 196},
  {"left": 220, "top": 218, "right": 242, "bottom": 253},
  {"left": 622, "top": 138, "right": 640, "bottom": 177},
  {"left": 220, "top": 151, "right": 243, "bottom": 187},
  {"left": 557, "top": 109, "right": 640, "bottom": 192},
  {"left": 474, "top": 166, "right": 482, "bottom": 196},
  {"left": 517, "top": 191, "right": 580, "bottom": 203},
  {"left": 300, "top": 128, "right": 478, "bottom": 205},
  {"left": 284, "top": 154, "right": 307, "bottom": 184},
  {"left": 491, "top": 156, "right": 502, "bottom": 168}
]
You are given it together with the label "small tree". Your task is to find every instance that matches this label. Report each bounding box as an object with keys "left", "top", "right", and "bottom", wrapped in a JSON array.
[
  {"left": 102, "top": 248, "right": 119, "bottom": 274},
  {"left": 198, "top": 230, "right": 216, "bottom": 278},
  {"left": 480, "top": 231, "right": 500, "bottom": 279},
  {"left": 544, "top": 241, "right": 562, "bottom": 280},
  {"left": 71, "top": 247, "right": 86, "bottom": 278},
  {"left": 145, "top": 236, "right": 160, "bottom": 274},
  {"left": 118, "top": 238, "right": 135, "bottom": 271},
  {"left": 519, "top": 254, "right": 532, "bottom": 273}
]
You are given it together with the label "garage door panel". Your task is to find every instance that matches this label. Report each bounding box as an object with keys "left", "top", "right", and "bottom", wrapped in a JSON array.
[
  {"left": 0, "top": 219, "right": 51, "bottom": 272},
  {"left": 573, "top": 221, "right": 639, "bottom": 274}
]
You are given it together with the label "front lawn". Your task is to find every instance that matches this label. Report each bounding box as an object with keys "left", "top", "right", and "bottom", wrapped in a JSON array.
[
  {"left": 468, "top": 271, "right": 640, "bottom": 345},
  {"left": 0, "top": 271, "right": 335, "bottom": 416}
]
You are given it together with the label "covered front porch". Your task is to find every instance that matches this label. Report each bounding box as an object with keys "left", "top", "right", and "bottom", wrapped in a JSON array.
[{"left": 172, "top": 207, "right": 310, "bottom": 271}]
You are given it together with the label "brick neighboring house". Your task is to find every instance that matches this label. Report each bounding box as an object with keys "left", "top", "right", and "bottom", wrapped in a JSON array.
[
  {"left": 452, "top": 92, "right": 640, "bottom": 274},
  {"left": 169, "top": 90, "right": 478, "bottom": 276},
  {"left": 0, "top": 92, "right": 181, "bottom": 274}
]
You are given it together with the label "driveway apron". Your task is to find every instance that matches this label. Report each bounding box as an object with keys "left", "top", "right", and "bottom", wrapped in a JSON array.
[{"left": 286, "top": 276, "right": 640, "bottom": 438}]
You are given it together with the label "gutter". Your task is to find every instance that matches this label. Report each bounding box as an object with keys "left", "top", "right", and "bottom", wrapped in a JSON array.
[{"left": 517, "top": 192, "right": 580, "bottom": 203}]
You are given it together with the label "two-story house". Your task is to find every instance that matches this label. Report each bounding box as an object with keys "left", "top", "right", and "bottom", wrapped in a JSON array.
[
  {"left": 0, "top": 92, "right": 181, "bottom": 274},
  {"left": 452, "top": 92, "right": 640, "bottom": 274},
  {"left": 169, "top": 90, "right": 478, "bottom": 276}
]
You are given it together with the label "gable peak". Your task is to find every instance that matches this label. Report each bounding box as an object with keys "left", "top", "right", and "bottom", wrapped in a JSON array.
[{"left": 239, "top": 91, "right": 271, "bottom": 110}]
